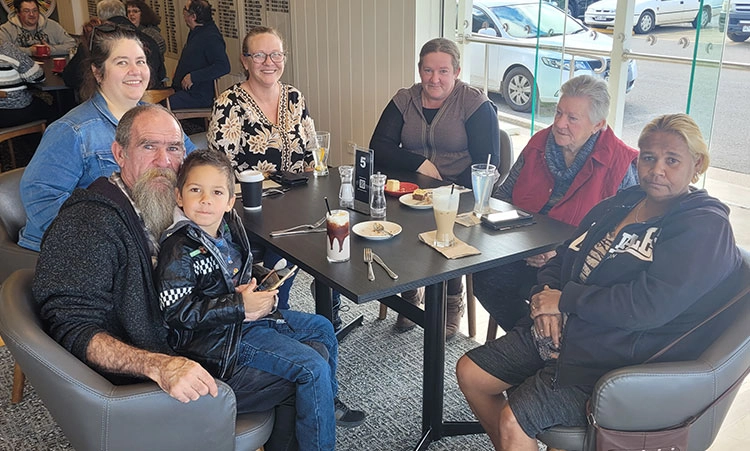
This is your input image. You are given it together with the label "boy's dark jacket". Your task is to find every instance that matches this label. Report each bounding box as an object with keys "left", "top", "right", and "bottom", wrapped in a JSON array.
[{"left": 155, "top": 208, "right": 252, "bottom": 379}]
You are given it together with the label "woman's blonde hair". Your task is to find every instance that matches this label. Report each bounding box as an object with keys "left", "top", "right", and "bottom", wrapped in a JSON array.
[{"left": 638, "top": 113, "right": 710, "bottom": 183}]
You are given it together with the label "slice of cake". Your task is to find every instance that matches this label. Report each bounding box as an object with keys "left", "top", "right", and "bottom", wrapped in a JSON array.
[
  {"left": 385, "top": 179, "right": 400, "bottom": 191},
  {"left": 412, "top": 188, "right": 429, "bottom": 201}
]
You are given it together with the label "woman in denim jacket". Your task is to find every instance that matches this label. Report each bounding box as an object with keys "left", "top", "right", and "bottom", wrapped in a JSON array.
[{"left": 18, "top": 24, "right": 195, "bottom": 251}]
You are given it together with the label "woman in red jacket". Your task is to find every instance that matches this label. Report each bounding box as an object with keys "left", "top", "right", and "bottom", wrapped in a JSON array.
[{"left": 471, "top": 75, "right": 639, "bottom": 334}]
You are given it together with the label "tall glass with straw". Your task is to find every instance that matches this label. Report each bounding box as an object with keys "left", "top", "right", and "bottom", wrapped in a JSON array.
[{"left": 471, "top": 154, "right": 497, "bottom": 217}]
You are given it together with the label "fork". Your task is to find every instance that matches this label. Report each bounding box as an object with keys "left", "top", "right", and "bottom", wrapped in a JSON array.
[
  {"left": 270, "top": 216, "right": 326, "bottom": 236},
  {"left": 364, "top": 248, "right": 375, "bottom": 281}
]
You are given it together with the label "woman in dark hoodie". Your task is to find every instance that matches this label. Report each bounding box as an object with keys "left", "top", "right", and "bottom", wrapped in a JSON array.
[{"left": 456, "top": 113, "right": 742, "bottom": 451}]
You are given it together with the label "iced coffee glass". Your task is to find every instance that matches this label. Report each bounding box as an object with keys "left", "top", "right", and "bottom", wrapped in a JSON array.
[
  {"left": 432, "top": 186, "right": 460, "bottom": 248},
  {"left": 326, "top": 209, "right": 350, "bottom": 262}
]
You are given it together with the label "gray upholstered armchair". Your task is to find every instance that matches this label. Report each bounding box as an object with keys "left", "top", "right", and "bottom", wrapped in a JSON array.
[
  {"left": 538, "top": 249, "right": 750, "bottom": 451},
  {"left": 0, "top": 167, "right": 38, "bottom": 282},
  {"left": 0, "top": 269, "right": 274, "bottom": 451},
  {"left": 0, "top": 167, "right": 39, "bottom": 402}
]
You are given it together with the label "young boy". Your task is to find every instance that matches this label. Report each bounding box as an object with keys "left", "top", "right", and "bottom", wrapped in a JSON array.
[{"left": 155, "top": 149, "right": 365, "bottom": 451}]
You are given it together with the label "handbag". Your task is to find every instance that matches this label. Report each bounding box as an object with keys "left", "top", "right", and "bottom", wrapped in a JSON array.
[{"left": 588, "top": 285, "right": 750, "bottom": 451}]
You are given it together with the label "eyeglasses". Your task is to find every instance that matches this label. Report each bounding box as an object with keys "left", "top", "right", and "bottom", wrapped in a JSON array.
[
  {"left": 242, "top": 51, "right": 286, "bottom": 64},
  {"left": 89, "top": 23, "right": 118, "bottom": 52}
]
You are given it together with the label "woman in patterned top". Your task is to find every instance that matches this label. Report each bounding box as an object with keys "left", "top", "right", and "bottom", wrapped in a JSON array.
[{"left": 208, "top": 26, "right": 315, "bottom": 175}]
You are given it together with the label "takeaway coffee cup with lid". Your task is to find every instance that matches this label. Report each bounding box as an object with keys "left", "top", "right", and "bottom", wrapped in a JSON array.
[{"left": 237, "top": 170, "right": 264, "bottom": 210}]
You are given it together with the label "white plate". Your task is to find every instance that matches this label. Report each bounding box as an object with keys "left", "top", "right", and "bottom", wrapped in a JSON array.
[
  {"left": 352, "top": 221, "right": 402, "bottom": 240},
  {"left": 399, "top": 193, "right": 432, "bottom": 209}
]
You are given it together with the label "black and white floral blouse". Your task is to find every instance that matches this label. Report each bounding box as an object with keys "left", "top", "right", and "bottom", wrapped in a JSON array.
[{"left": 208, "top": 82, "right": 316, "bottom": 174}]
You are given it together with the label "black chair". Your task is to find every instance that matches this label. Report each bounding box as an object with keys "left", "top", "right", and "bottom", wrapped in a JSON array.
[
  {"left": 538, "top": 249, "right": 750, "bottom": 451},
  {"left": 0, "top": 269, "right": 275, "bottom": 451},
  {"left": 378, "top": 128, "right": 514, "bottom": 338}
]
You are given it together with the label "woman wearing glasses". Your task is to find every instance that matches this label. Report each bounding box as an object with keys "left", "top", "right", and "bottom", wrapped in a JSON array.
[
  {"left": 19, "top": 25, "right": 195, "bottom": 252},
  {"left": 208, "top": 26, "right": 315, "bottom": 175},
  {"left": 125, "top": 0, "right": 166, "bottom": 55},
  {"left": 207, "top": 27, "right": 319, "bottom": 314}
]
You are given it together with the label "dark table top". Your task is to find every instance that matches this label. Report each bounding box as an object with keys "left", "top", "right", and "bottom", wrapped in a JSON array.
[
  {"left": 32, "top": 57, "right": 69, "bottom": 91},
  {"left": 240, "top": 170, "right": 575, "bottom": 304}
]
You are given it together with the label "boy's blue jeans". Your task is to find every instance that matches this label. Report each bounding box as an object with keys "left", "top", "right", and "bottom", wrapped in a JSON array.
[{"left": 238, "top": 310, "right": 339, "bottom": 451}]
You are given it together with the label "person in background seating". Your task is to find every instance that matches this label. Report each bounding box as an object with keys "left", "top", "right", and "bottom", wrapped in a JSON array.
[
  {"left": 126, "top": 0, "right": 166, "bottom": 55},
  {"left": 0, "top": 39, "right": 52, "bottom": 127},
  {"left": 470, "top": 75, "right": 638, "bottom": 337},
  {"left": 0, "top": 0, "right": 75, "bottom": 56},
  {"left": 168, "top": 0, "right": 230, "bottom": 109},
  {"left": 456, "top": 113, "right": 742, "bottom": 450},
  {"left": 19, "top": 25, "right": 195, "bottom": 251},
  {"left": 369, "top": 37, "right": 501, "bottom": 338}
]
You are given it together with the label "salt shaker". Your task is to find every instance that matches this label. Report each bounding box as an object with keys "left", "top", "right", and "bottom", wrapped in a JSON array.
[
  {"left": 369, "top": 172, "right": 387, "bottom": 219},
  {"left": 338, "top": 165, "right": 354, "bottom": 208}
]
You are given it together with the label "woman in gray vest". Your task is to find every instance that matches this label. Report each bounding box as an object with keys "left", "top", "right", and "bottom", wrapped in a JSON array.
[{"left": 369, "top": 37, "right": 501, "bottom": 338}]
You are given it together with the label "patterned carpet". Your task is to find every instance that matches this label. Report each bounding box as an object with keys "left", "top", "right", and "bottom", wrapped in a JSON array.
[{"left": 0, "top": 271, "right": 506, "bottom": 450}]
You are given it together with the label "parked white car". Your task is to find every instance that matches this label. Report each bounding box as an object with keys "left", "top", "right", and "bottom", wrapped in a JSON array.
[
  {"left": 469, "top": 0, "right": 637, "bottom": 112},
  {"left": 585, "top": 0, "right": 722, "bottom": 34}
]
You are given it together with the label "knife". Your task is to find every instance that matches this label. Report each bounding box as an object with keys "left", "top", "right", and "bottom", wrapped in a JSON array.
[
  {"left": 270, "top": 228, "right": 326, "bottom": 237},
  {"left": 371, "top": 253, "right": 399, "bottom": 279}
]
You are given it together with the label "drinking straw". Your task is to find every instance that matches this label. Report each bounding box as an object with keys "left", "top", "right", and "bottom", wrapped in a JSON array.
[
  {"left": 485, "top": 153, "right": 491, "bottom": 169},
  {"left": 450, "top": 183, "right": 455, "bottom": 195},
  {"left": 324, "top": 197, "right": 332, "bottom": 216}
]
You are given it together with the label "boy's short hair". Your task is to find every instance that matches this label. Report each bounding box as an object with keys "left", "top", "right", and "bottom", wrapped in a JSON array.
[{"left": 177, "top": 149, "right": 236, "bottom": 197}]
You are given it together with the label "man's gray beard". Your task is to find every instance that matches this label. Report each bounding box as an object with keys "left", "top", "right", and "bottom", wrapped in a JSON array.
[{"left": 132, "top": 168, "right": 177, "bottom": 237}]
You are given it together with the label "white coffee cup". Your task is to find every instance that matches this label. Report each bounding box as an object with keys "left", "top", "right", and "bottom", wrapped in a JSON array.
[{"left": 237, "top": 170, "right": 264, "bottom": 210}]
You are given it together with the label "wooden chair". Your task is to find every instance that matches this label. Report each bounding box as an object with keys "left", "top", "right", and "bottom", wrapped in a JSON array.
[
  {"left": 167, "top": 79, "right": 219, "bottom": 129},
  {"left": 141, "top": 79, "right": 219, "bottom": 129},
  {"left": 141, "top": 88, "right": 174, "bottom": 105},
  {"left": 0, "top": 118, "right": 46, "bottom": 172},
  {"left": 378, "top": 129, "right": 514, "bottom": 339}
]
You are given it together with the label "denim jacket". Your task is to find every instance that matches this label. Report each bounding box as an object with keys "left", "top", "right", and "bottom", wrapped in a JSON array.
[{"left": 19, "top": 92, "right": 196, "bottom": 251}]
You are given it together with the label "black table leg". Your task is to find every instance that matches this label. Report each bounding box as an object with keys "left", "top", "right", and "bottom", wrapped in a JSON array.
[
  {"left": 312, "top": 282, "right": 363, "bottom": 342},
  {"left": 415, "top": 281, "right": 446, "bottom": 450}
]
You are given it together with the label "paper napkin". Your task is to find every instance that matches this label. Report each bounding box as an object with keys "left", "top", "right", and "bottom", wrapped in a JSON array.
[{"left": 418, "top": 231, "right": 481, "bottom": 259}]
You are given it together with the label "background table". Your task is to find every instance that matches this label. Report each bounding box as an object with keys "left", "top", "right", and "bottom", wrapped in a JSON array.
[{"left": 240, "top": 170, "right": 574, "bottom": 449}]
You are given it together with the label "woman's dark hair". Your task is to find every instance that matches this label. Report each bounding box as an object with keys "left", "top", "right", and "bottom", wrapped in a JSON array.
[
  {"left": 79, "top": 23, "right": 145, "bottom": 101},
  {"left": 177, "top": 149, "right": 236, "bottom": 197},
  {"left": 125, "top": 0, "right": 161, "bottom": 27},
  {"left": 186, "top": 0, "right": 214, "bottom": 25}
]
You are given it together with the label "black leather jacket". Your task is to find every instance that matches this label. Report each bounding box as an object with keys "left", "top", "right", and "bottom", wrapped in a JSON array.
[{"left": 154, "top": 209, "right": 252, "bottom": 379}]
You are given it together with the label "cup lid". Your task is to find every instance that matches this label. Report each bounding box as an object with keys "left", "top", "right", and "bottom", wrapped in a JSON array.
[{"left": 237, "top": 170, "right": 264, "bottom": 182}]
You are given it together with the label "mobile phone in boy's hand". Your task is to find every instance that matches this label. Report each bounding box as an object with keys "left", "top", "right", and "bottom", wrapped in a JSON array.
[{"left": 256, "top": 265, "right": 299, "bottom": 291}]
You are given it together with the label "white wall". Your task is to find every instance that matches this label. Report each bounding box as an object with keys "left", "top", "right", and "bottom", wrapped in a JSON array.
[{"left": 288, "top": 0, "right": 441, "bottom": 166}]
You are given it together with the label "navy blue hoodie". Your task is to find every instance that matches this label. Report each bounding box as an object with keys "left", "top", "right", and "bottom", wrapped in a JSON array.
[{"left": 532, "top": 185, "right": 742, "bottom": 387}]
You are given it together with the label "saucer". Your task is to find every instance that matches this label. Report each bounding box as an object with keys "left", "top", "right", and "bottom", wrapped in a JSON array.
[
  {"left": 399, "top": 193, "right": 432, "bottom": 209},
  {"left": 384, "top": 182, "right": 418, "bottom": 197},
  {"left": 352, "top": 221, "right": 402, "bottom": 240}
]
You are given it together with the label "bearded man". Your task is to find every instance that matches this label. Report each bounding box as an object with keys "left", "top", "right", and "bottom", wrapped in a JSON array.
[{"left": 34, "top": 104, "right": 302, "bottom": 450}]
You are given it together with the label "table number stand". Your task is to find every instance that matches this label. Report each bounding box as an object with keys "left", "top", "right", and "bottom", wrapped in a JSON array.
[{"left": 352, "top": 145, "right": 374, "bottom": 215}]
